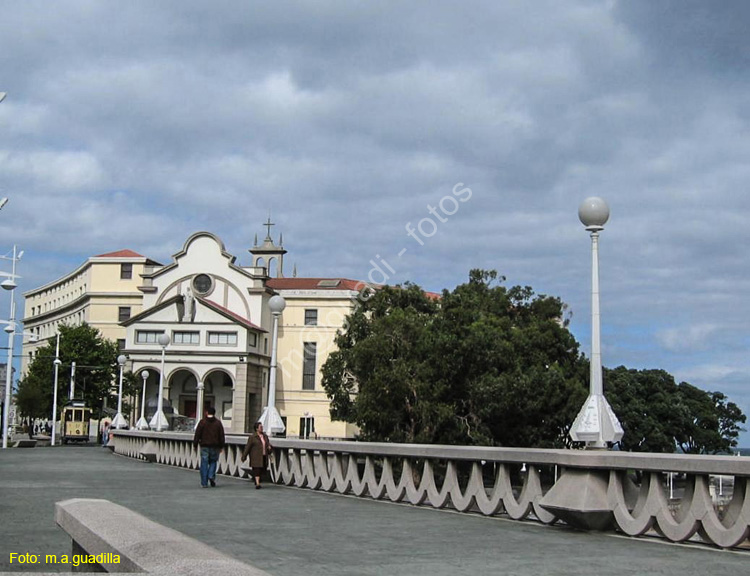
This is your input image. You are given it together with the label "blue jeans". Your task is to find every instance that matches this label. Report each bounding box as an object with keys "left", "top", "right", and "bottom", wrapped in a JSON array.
[{"left": 200, "top": 447, "right": 220, "bottom": 486}]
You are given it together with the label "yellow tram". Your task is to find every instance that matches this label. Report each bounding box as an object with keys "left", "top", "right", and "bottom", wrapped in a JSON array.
[{"left": 61, "top": 400, "right": 92, "bottom": 444}]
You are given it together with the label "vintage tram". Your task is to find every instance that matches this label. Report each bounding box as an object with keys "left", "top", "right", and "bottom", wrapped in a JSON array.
[{"left": 61, "top": 400, "right": 92, "bottom": 444}]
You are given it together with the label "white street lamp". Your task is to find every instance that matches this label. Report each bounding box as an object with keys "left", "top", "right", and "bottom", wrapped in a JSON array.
[
  {"left": 111, "top": 355, "right": 128, "bottom": 429},
  {"left": 569, "top": 197, "right": 623, "bottom": 449},
  {"left": 135, "top": 370, "right": 150, "bottom": 430},
  {"left": 68, "top": 361, "right": 76, "bottom": 399},
  {"left": 1, "top": 245, "right": 21, "bottom": 449},
  {"left": 51, "top": 334, "right": 61, "bottom": 446},
  {"left": 258, "top": 295, "right": 286, "bottom": 436},
  {"left": 149, "top": 333, "right": 170, "bottom": 431},
  {"left": 194, "top": 380, "right": 205, "bottom": 430},
  {"left": 0, "top": 322, "right": 36, "bottom": 448}
]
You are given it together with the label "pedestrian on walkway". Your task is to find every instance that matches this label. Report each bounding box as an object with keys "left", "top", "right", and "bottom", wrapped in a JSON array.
[
  {"left": 193, "top": 407, "right": 225, "bottom": 488},
  {"left": 241, "top": 422, "right": 273, "bottom": 489},
  {"left": 101, "top": 421, "right": 110, "bottom": 446}
]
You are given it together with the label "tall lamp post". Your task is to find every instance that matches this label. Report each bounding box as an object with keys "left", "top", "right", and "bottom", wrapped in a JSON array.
[
  {"left": 112, "top": 355, "right": 128, "bottom": 429},
  {"left": 569, "top": 197, "right": 623, "bottom": 449},
  {"left": 51, "top": 334, "right": 61, "bottom": 446},
  {"left": 136, "top": 370, "right": 150, "bottom": 430},
  {"left": 1, "top": 245, "right": 22, "bottom": 449},
  {"left": 0, "top": 323, "right": 36, "bottom": 448},
  {"left": 149, "top": 334, "right": 170, "bottom": 431},
  {"left": 258, "top": 295, "right": 286, "bottom": 435}
]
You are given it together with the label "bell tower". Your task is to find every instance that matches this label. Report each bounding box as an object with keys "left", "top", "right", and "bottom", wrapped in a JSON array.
[{"left": 250, "top": 216, "right": 287, "bottom": 278}]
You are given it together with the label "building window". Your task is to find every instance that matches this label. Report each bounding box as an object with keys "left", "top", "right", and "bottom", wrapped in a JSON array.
[
  {"left": 120, "top": 263, "right": 133, "bottom": 279},
  {"left": 304, "top": 309, "right": 318, "bottom": 326},
  {"left": 192, "top": 274, "right": 213, "bottom": 295},
  {"left": 248, "top": 333, "right": 257, "bottom": 347},
  {"left": 173, "top": 331, "right": 199, "bottom": 345},
  {"left": 302, "top": 342, "right": 316, "bottom": 390},
  {"left": 299, "top": 416, "right": 315, "bottom": 439},
  {"left": 117, "top": 339, "right": 126, "bottom": 351},
  {"left": 208, "top": 332, "right": 237, "bottom": 346},
  {"left": 118, "top": 307, "right": 131, "bottom": 322},
  {"left": 136, "top": 330, "right": 164, "bottom": 344}
]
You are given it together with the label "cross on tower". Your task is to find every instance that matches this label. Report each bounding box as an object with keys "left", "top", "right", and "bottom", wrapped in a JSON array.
[{"left": 263, "top": 216, "right": 275, "bottom": 241}]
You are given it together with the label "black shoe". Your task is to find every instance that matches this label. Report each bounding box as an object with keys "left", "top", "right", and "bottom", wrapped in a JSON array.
[
  {"left": 255, "top": 484, "right": 262, "bottom": 490},
  {"left": 209, "top": 479, "right": 216, "bottom": 487}
]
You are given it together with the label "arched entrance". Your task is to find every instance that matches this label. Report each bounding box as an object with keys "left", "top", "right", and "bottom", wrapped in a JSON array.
[{"left": 204, "top": 370, "right": 235, "bottom": 423}]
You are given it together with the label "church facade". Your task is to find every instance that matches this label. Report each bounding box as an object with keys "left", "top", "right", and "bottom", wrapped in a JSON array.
[{"left": 24, "top": 227, "right": 364, "bottom": 439}]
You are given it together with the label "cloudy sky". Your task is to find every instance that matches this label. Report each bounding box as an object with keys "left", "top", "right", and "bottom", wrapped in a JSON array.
[{"left": 2, "top": 1, "right": 750, "bottom": 444}]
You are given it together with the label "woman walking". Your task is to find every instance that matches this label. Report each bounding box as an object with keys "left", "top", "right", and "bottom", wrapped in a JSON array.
[{"left": 242, "top": 422, "right": 273, "bottom": 489}]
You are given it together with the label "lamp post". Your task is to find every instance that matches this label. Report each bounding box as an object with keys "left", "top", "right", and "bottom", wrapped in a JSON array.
[
  {"left": 68, "top": 361, "right": 76, "bottom": 399},
  {"left": 135, "top": 370, "right": 149, "bottom": 430},
  {"left": 112, "top": 355, "right": 128, "bottom": 429},
  {"left": 195, "top": 380, "right": 205, "bottom": 430},
  {"left": 51, "top": 334, "right": 61, "bottom": 446},
  {"left": 0, "top": 323, "right": 36, "bottom": 448},
  {"left": 1, "top": 245, "right": 22, "bottom": 449},
  {"left": 149, "top": 333, "right": 170, "bottom": 431},
  {"left": 258, "top": 295, "right": 286, "bottom": 435},
  {"left": 569, "top": 197, "right": 623, "bottom": 449}
]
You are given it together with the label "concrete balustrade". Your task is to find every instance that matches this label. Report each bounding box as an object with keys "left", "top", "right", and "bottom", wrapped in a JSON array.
[{"left": 111, "top": 430, "right": 750, "bottom": 550}]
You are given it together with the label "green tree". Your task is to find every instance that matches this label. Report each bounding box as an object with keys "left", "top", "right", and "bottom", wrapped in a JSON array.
[
  {"left": 674, "top": 382, "right": 746, "bottom": 454},
  {"left": 322, "top": 270, "right": 588, "bottom": 447},
  {"left": 322, "top": 283, "right": 440, "bottom": 443},
  {"left": 606, "top": 367, "right": 682, "bottom": 453},
  {"left": 431, "top": 270, "right": 587, "bottom": 447},
  {"left": 16, "top": 323, "right": 121, "bottom": 421}
]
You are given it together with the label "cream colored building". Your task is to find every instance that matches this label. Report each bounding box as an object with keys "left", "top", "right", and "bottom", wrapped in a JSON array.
[
  {"left": 21, "top": 250, "right": 160, "bottom": 373},
  {"left": 266, "top": 277, "right": 363, "bottom": 439},
  {"left": 23, "top": 230, "right": 363, "bottom": 439}
]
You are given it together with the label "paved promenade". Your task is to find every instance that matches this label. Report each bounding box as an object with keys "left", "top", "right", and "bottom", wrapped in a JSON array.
[{"left": 1, "top": 444, "right": 749, "bottom": 575}]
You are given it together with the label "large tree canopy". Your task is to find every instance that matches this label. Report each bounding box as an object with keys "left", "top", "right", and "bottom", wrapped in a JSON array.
[
  {"left": 322, "top": 270, "right": 588, "bottom": 447},
  {"left": 605, "top": 367, "right": 685, "bottom": 453},
  {"left": 323, "top": 269, "right": 747, "bottom": 451},
  {"left": 605, "top": 367, "right": 746, "bottom": 454},
  {"left": 673, "top": 382, "right": 746, "bottom": 454},
  {"left": 15, "top": 323, "right": 125, "bottom": 420}
]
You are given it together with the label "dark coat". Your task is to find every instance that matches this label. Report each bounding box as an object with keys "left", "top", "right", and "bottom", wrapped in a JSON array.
[
  {"left": 241, "top": 432, "right": 272, "bottom": 468},
  {"left": 193, "top": 416, "right": 226, "bottom": 449}
]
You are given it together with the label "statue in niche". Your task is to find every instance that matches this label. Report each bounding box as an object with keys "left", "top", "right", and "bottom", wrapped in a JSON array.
[{"left": 182, "top": 286, "right": 195, "bottom": 322}]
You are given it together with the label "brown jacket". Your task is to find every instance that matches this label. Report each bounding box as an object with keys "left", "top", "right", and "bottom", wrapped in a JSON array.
[
  {"left": 241, "top": 433, "right": 272, "bottom": 468},
  {"left": 193, "top": 416, "right": 225, "bottom": 449}
]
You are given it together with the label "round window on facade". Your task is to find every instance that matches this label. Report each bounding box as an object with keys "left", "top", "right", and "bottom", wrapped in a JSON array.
[{"left": 192, "top": 274, "right": 213, "bottom": 295}]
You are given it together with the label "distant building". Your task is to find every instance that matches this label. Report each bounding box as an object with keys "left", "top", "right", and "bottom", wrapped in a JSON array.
[
  {"left": 21, "top": 250, "right": 160, "bottom": 373},
  {"left": 22, "top": 227, "right": 364, "bottom": 438}
]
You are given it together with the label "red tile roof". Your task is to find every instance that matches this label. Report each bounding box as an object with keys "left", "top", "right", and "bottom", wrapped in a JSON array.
[
  {"left": 266, "top": 278, "right": 373, "bottom": 291},
  {"left": 200, "top": 298, "right": 266, "bottom": 332},
  {"left": 94, "top": 249, "right": 145, "bottom": 258},
  {"left": 266, "top": 277, "right": 441, "bottom": 300}
]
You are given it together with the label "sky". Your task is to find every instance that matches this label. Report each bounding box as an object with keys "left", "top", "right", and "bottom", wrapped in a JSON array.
[{"left": 1, "top": 1, "right": 750, "bottom": 445}]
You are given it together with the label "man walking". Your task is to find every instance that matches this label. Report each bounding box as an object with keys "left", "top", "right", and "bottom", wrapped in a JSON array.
[{"left": 193, "top": 407, "right": 225, "bottom": 488}]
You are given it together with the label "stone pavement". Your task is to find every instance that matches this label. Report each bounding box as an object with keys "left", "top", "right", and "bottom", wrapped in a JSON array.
[{"left": 1, "top": 445, "right": 749, "bottom": 575}]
